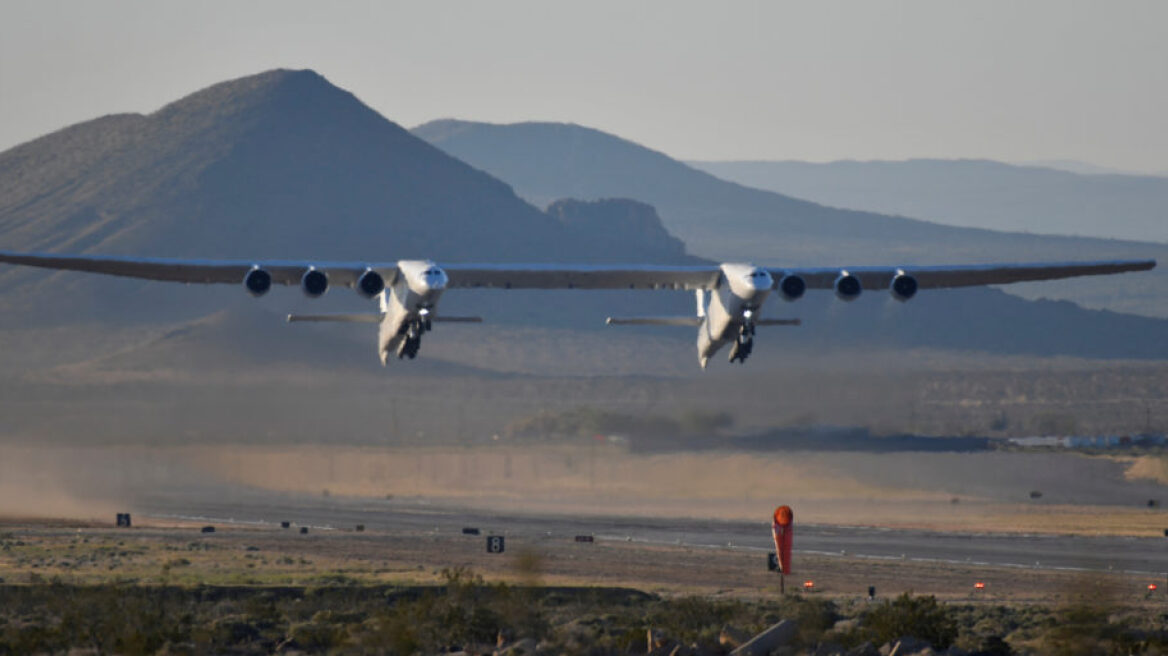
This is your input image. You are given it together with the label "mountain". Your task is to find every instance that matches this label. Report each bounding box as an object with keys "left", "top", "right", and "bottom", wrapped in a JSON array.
[
  {"left": 413, "top": 120, "right": 1168, "bottom": 319},
  {"left": 688, "top": 159, "right": 1168, "bottom": 243},
  {"left": 0, "top": 70, "right": 699, "bottom": 326}
]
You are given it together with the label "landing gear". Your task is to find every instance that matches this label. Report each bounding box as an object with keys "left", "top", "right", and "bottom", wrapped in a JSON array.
[
  {"left": 395, "top": 318, "right": 430, "bottom": 360},
  {"left": 728, "top": 323, "right": 755, "bottom": 364}
]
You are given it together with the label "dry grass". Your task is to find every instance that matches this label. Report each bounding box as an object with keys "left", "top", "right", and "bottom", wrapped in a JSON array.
[{"left": 1122, "top": 455, "right": 1168, "bottom": 485}]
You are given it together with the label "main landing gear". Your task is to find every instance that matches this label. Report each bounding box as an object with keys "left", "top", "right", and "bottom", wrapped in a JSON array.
[
  {"left": 728, "top": 323, "right": 755, "bottom": 364},
  {"left": 395, "top": 317, "right": 432, "bottom": 360}
]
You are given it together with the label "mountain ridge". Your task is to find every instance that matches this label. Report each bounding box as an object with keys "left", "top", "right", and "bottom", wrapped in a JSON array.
[
  {"left": 413, "top": 119, "right": 1168, "bottom": 319},
  {"left": 0, "top": 70, "right": 705, "bottom": 324},
  {"left": 688, "top": 158, "right": 1168, "bottom": 244}
]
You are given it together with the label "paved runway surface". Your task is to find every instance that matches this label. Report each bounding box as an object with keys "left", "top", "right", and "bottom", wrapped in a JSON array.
[{"left": 139, "top": 491, "right": 1168, "bottom": 577}]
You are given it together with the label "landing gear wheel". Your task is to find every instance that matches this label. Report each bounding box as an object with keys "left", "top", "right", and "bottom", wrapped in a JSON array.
[
  {"left": 397, "top": 321, "right": 424, "bottom": 360},
  {"left": 729, "top": 324, "right": 755, "bottom": 364}
]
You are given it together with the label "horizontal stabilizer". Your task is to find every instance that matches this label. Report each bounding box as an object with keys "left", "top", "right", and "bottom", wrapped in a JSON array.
[
  {"left": 606, "top": 316, "right": 703, "bottom": 326},
  {"left": 287, "top": 313, "right": 382, "bottom": 323},
  {"left": 287, "top": 313, "right": 483, "bottom": 324},
  {"left": 606, "top": 317, "right": 801, "bottom": 327}
]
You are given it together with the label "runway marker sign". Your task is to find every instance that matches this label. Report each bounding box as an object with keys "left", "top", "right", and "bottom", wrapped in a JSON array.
[
  {"left": 462, "top": 527, "right": 481, "bottom": 536},
  {"left": 574, "top": 535, "right": 594, "bottom": 543},
  {"left": 486, "top": 536, "right": 505, "bottom": 554}
]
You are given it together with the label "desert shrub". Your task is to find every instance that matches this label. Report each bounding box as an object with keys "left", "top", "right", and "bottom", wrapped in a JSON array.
[
  {"left": 777, "top": 596, "right": 840, "bottom": 645},
  {"left": 862, "top": 593, "right": 958, "bottom": 649},
  {"left": 288, "top": 620, "right": 348, "bottom": 651},
  {"left": 1035, "top": 601, "right": 1145, "bottom": 656},
  {"left": 355, "top": 567, "right": 524, "bottom": 652}
]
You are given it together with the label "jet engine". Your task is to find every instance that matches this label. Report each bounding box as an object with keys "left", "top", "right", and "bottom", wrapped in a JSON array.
[
  {"left": 242, "top": 267, "right": 271, "bottom": 297},
  {"left": 834, "top": 272, "right": 862, "bottom": 301},
  {"left": 301, "top": 268, "right": 329, "bottom": 297},
  {"left": 890, "top": 272, "right": 918, "bottom": 301},
  {"left": 777, "top": 274, "right": 806, "bottom": 301},
  {"left": 356, "top": 269, "right": 385, "bottom": 298}
]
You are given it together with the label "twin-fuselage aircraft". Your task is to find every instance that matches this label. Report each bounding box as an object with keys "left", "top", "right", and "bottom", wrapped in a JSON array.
[{"left": 0, "top": 250, "right": 1156, "bottom": 368}]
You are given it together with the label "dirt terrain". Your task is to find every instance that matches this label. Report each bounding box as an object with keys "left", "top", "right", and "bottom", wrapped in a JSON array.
[{"left": 1, "top": 518, "right": 1163, "bottom": 607}]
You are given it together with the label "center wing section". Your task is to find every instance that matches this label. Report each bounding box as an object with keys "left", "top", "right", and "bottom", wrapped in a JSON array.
[
  {"left": 769, "top": 260, "right": 1156, "bottom": 290},
  {"left": 442, "top": 264, "right": 722, "bottom": 290}
]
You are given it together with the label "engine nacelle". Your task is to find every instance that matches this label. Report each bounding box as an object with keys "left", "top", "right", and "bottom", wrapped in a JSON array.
[
  {"left": 890, "top": 272, "right": 918, "bottom": 302},
  {"left": 357, "top": 269, "right": 385, "bottom": 298},
  {"left": 301, "top": 268, "right": 329, "bottom": 297},
  {"left": 242, "top": 267, "right": 271, "bottom": 297},
  {"left": 834, "top": 272, "right": 862, "bottom": 301},
  {"left": 777, "top": 274, "right": 806, "bottom": 301}
]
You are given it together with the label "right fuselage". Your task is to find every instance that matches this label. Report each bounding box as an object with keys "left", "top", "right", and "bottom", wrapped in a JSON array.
[{"left": 378, "top": 260, "right": 448, "bottom": 363}]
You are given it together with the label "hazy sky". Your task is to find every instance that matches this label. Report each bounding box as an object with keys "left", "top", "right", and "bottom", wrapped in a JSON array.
[{"left": 2, "top": 1, "right": 1166, "bottom": 173}]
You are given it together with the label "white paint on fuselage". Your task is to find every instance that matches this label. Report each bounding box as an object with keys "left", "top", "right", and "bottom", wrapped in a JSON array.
[
  {"left": 696, "top": 263, "right": 773, "bottom": 368},
  {"left": 378, "top": 260, "right": 447, "bottom": 363}
]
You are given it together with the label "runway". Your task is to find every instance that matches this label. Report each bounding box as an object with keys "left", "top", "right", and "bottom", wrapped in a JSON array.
[{"left": 138, "top": 490, "right": 1168, "bottom": 578}]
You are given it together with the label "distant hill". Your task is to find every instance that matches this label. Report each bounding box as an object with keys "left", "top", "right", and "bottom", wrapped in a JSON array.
[
  {"left": 0, "top": 70, "right": 699, "bottom": 326},
  {"left": 413, "top": 120, "right": 1168, "bottom": 319},
  {"left": 688, "top": 159, "right": 1168, "bottom": 243}
]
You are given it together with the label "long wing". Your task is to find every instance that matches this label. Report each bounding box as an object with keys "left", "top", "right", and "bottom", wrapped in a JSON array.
[
  {"left": 769, "top": 260, "right": 1156, "bottom": 290},
  {"left": 0, "top": 250, "right": 1154, "bottom": 291},
  {"left": 0, "top": 250, "right": 399, "bottom": 288},
  {"left": 441, "top": 264, "right": 721, "bottom": 290}
]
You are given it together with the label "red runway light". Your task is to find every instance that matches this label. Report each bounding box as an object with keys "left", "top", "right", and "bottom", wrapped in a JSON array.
[
  {"left": 1148, "top": 583, "right": 1158, "bottom": 592},
  {"left": 974, "top": 582, "right": 986, "bottom": 590},
  {"left": 803, "top": 580, "right": 815, "bottom": 590}
]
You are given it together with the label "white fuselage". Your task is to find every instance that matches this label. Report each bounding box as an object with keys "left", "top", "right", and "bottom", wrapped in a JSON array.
[
  {"left": 378, "top": 260, "right": 447, "bottom": 363},
  {"left": 696, "top": 264, "right": 774, "bottom": 367}
]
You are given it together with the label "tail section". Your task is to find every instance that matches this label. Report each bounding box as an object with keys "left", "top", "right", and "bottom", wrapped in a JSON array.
[
  {"left": 286, "top": 313, "right": 382, "bottom": 323},
  {"left": 605, "top": 316, "right": 703, "bottom": 326}
]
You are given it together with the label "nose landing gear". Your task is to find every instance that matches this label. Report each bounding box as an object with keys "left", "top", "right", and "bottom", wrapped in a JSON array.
[
  {"left": 395, "top": 317, "right": 431, "bottom": 360},
  {"left": 728, "top": 323, "right": 755, "bottom": 364}
]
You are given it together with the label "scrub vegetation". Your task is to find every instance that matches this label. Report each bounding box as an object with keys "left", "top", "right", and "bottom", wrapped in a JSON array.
[{"left": 1, "top": 576, "right": 1165, "bottom": 655}]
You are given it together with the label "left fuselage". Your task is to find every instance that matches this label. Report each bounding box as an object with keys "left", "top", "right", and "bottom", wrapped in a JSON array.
[{"left": 697, "top": 264, "right": 773, "bottom": 367}]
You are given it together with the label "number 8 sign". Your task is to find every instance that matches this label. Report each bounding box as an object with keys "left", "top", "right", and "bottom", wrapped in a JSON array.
[{"left": 486, "top": 536, "right": 505, "bottom": 553}]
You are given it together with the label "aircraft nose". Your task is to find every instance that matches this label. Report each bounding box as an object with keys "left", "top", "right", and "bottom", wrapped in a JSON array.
[
  {"left": 748, "top": 270, "right": 773, "bottom": 291},
  {"left": 418, "top": 268, "right": 449, "bottom": 292}
]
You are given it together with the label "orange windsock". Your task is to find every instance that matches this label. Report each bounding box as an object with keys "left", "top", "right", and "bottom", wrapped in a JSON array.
[
  {"left": 771, "top": 505, "right": 794, "bottom": 575},
  {"left": 773, "top": 505, "right": 793, "bottom": 527}
]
